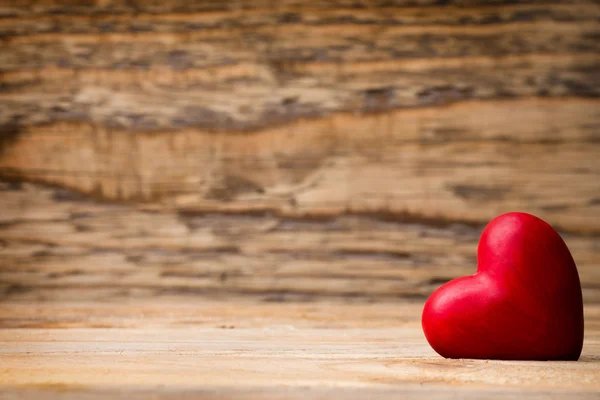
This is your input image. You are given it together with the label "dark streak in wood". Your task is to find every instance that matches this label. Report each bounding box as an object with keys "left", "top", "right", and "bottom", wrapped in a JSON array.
[
  {"left": 0, "top": 1, "right": 591, "bottom": 18},
  {"left": 451, "top": 184, "right": 511, "bottom": 202},
  {"left": 426, "top": 277, "right": 453, "bottom": 286},
  {"left": 588, "top": 198, "right": 600, "bottom": 206},
  {"left": 0, "top": 123, "right": 23, "bottom": 157}
]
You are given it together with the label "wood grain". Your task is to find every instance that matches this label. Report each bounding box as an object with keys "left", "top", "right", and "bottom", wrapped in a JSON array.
[
  {"left": 1, "top": 1, "right": 599, "bottom": 233},
  {"left": 1, "top": 0, "right": 599, "bottom": 303},
  {"left": 2, "top": 26, "right": 599, "bottom": 128},
  {"left": 2, "top": 54, "right": 599, "bottom": 129},
  {"left": 0, "top": 300, "right": 599, "bottom": 399},
  {"left": 1, "top": 0, "right": 596, "bottom": 17},
  {"left": 1, "top": 181, "right": 599, "bottom": 303},
  {"left": 2, "top": 97, "right": 599, "bottom": 232}
]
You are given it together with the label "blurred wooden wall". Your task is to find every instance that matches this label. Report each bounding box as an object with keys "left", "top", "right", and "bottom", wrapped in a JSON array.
[{"left": 0, "top": 0, "right": 599, "bottom": 303}]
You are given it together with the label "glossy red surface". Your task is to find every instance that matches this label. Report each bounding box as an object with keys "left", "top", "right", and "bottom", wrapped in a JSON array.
[{"left": 422, "top": 212, "right": 584, "bottom": 360}]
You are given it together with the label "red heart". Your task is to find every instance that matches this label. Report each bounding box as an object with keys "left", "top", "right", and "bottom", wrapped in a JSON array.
[{"left": 422, "top": 212, "right": 584, "bottom": 360}]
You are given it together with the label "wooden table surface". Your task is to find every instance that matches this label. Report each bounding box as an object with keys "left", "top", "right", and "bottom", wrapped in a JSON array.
[{"left": 1, "top": 299, "right": 599, "bottom": 399}]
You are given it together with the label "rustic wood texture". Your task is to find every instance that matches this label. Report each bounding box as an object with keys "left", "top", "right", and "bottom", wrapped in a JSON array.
[
  {"left": 0, "top": 0, "right": 598, "bottom": 314},
  {"left": 1, "top": 300, "right": 600, "bottom": 399},
  {"left": 1, "top": 0, "right": 599, "bottom": 232},
  {"left": 1, "top": 181, "right": 599, "bottom": 303},
  {"left": 0, "top": 97, "right": 599, "bottom": 232}
]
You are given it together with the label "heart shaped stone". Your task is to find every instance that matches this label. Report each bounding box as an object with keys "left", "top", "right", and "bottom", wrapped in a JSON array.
[{"left": 422, "top": 212, "right": 584, "bottom": 360}]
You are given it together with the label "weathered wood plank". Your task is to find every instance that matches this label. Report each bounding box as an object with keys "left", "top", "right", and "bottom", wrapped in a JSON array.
[
  {"left": 0, "top": 300, "right": 599, "bottom": 399},
  {"left": 2, "top": 387, "right": 600, "bottom": 400},
  {"left": 1, "top": 98, "right": 599, "bottom": 233},
  {"left": 2, "top": 3, "right": 599, "bottom": 37},
  {"left": 2, "top": 54, "right": 599, "bottom": 129},
  {"left": 0, "top": 300, "right": 425, "bottom": 329},
  {"left": 1, "top": 1, "right": 598, "bottom": 234},
  {"left": 0, "top": 1, "right": 598, "bottom": 307},
  {"left": 1, "top": 182, "right": 598, "bottom": 303},
  {"left": 1, "top": 2, "right": 598, "bottom": 129},
  {"left": 1, "top": 0, "right": 593, "bottom": 18}
]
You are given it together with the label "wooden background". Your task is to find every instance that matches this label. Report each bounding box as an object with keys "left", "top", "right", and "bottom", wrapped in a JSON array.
[
  {"left": 0, "top": 1, "right": 599, "bottom": 398},
  {"left": 1, "top": 0, "right": 599, "bottom": 304}
]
